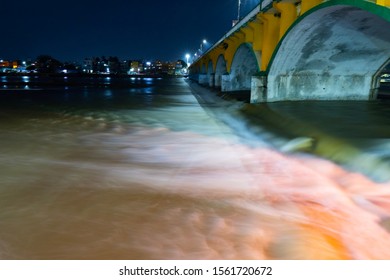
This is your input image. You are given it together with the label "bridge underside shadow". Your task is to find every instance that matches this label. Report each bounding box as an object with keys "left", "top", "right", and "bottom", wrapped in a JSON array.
[
  {"left": 215, "top": 55, "right": 227, "bottom": 89},
  {"left": 264, "top": 5, "right": 390, "bottom": 102},
  {"left": 221, "top": 44, "right": 260, "bottom": 101},
  {"left": 222, "top": 44, "right": 259, "bottom": 91}
]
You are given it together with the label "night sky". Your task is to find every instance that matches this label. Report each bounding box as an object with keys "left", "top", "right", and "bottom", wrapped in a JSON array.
[{"left": 2, "top": 0, "right": 259, "bottom": 62}]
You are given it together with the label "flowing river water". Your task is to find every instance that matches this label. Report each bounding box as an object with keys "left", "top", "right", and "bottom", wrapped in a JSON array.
[{"left": 0, "top": 75, "right": 390, "bottom": 259}]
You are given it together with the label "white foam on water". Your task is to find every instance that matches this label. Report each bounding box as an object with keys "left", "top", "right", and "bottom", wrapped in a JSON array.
[{"left": 11, "top": 125, "right": 385, "bottom": 260}]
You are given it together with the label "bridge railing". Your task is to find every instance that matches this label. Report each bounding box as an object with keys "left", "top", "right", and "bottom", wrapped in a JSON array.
[{"left": 192, "top": 3, "right": 262, "bottom": 65}]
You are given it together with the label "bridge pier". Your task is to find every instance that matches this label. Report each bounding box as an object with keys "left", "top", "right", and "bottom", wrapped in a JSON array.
[
  {"left": 266, "top": 73, "right": 377, "bottom": 101},
  {"left": 198, "top": 74, "right": 208, "bottom": 86},
  {"left": 250, "top": 75, "right": 268, "bottom": 103},
  {"left": 264, "top": 5, "right": 390, "bottom": 102},
  {"left": 214, "top": 74, "right": 222, "bottom": 88},
  {"left": 221, "top": 74, "right": 233, "bottom": 92},
  {"left": 208, "top": 73, "right": 215, "bottom": 87}
]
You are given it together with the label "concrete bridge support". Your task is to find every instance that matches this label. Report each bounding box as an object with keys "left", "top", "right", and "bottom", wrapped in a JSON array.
[
  {"left": 198, "top": 74, "right": 209, "bottom": 86},
  {"left": 215, "top": 74, "right": 222, "bottom": 88},
  {"left": 221, "top": 44, "right": 260, "bottom": 93},
  {"left": 215, "top": 55, "right": 227, "bottom": 89},
  {"left": 208, "top": 73, "right": 215, "bottom": 87},
  {"left": 251, "top": 75, "right": 268, "bottom": 103},
  {"left": 266, "top": 5, "right": 390, "bottom": 101},
  {"left": 221, "top": 74, "right": 232, "bottom": 92}
]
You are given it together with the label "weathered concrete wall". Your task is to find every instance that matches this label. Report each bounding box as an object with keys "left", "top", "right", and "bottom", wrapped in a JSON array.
[
  {"left": 215, "top": 74, "right": 222, "bottom": 88},
  {"left": 269, "top": 73, "right": 374, "bottom": 101},
  {"left": 208, "top": 74, "right": 215, "bottom": 87},
  {"left": 198, "top": 74, "right": 209, "bottom": 86},
  {"left": 222, "top": 44, "right": 259, "bottom": 92},
  {"left": 206, "top": 61, "right": 214, "bottom": 87},
  {"left": 267, "top": 5, "right": 390, "bottom": 102},
  {"left": 251, "top": 75, "right": 267, "bottom": 103},
  {"left": 215, "top": 55, "right": 227, "bottom": 89},
  {"left": 221, "top": 74, "right": 232, "bottom": 92}
]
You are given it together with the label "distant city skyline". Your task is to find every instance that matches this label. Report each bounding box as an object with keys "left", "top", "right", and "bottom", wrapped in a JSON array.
[
  {"left": 0, "top": 55, "right": 188, "bottom": 76},
  {"left": 1, "top": 0, "right": 259, "bottom": 62}
]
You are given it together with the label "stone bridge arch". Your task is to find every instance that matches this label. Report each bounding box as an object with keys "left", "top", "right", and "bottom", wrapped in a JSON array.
[
  {"left": 222, "top": 43, "right": 260, "bottom": 93},
  {"left": 266, "top": 1, "right": 390, "bottom": 102},
  {"left": 215, "top": 54, "right": 227, "bottom": 89}
]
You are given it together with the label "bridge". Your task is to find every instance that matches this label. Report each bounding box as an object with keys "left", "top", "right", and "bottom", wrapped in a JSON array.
[{"left": 188, "top": 0, "right": 390, "bottom": 102}]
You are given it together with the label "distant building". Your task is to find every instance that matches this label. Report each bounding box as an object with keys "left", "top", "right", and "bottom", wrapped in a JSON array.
[
  {"left": 120, "top": 60, "right": 131, "bottom": 74},
  {"left": 0, "top": 60, "right": 25, "bottom": 72},
  {"left": 0, "top": 60, "right": 10, "bottom": 72},
  {"left": 129, "top": 60, "right": 142, "bottom": 75},
  {"left": 83, "top": 58, "right": 93, "bottom": 73},
  {"left": 81, "top": 57, "right": 188, "bottom": 76},
  {"left": 0, "top": 60, "right": 10, "bottom": 68},
  {"left": 162, "top": 61, "right": 176, "bottom": 75}
]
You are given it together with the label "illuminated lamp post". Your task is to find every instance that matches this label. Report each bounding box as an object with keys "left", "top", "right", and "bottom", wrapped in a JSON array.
[
  {"left": 200, "top": 39, "right": 207, "bottom": 53},
  {"left": 237, "top": 0, "right": 242, "bottom": 21}
]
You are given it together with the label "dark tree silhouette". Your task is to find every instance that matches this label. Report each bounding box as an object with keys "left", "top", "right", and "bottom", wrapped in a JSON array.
[{"left": 36, "top": 55, "right": 62, "bottom": 73}]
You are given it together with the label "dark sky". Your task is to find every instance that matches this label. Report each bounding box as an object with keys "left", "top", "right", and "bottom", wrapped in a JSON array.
[{"left": 1, "top": 0, "right": 259, "bottom": 62}]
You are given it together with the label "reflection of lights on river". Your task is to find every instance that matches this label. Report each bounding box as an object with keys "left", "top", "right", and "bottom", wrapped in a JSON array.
[
  {"left": 104, "top": 76, "right": 111, "bottom": 85},
  {"left": 144, "top": 77, "right": 154, "bottom": 85},
  {"left": 22, "top": 76, "right": 30, "bottom": 83},
  {"left": 104, "top": 89, "right": 113, "bottom": 99}
]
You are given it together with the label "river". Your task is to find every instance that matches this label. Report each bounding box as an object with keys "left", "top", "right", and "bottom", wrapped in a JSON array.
[{"left": 0, "top": 74, "right": 389, "bottom": 259}]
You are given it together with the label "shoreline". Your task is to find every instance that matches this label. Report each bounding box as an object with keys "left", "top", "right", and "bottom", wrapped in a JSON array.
[{"left": 0, "top": 73, "right": 184, "bottom": 89}]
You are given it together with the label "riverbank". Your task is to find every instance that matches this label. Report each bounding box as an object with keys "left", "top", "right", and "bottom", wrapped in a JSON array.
[{"left": 187, "top": 79, "right": 390, "bottom": 182}]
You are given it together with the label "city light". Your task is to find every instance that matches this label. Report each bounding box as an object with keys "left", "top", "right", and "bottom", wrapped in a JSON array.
[
  {"left": 0, "top": 55, "right": 195, "bottom": 76},
  {"left": 200, "top": 39, "right": 208, "bottom": 53}
]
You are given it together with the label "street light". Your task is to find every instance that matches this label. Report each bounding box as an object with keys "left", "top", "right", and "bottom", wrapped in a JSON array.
[
  {"left": 200, "top": 39, "right": 207, "bottom": 53},
  {"left": 185, "top": 54, "right": 190, "bottom": 66},
  {"left": 237, "top": 0, "right": 242, "bottom": 21}
]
